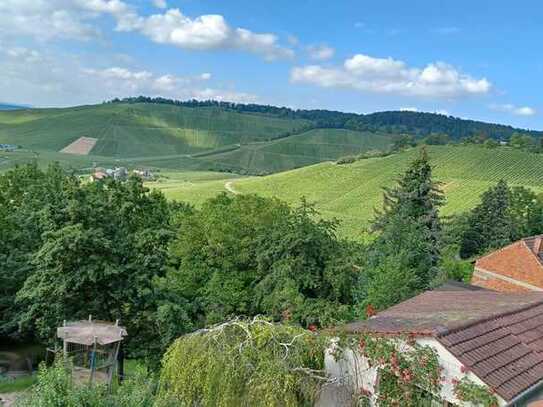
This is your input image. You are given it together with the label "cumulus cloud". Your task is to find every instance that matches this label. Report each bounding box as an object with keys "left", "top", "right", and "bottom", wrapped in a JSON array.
[
  {"left": 0, "top": 0, "right": 99, "bottom": 40},
  {"left": 0, "top": 1, "right": 292, "bottom": 61},
  {"left": 490, "top": 103, "right": 536, "bottom": 116},
  {"left": 291, "top": 53, "right": 491, "bottom": 98},
  {"left": 127, "top": 9, "right": 293, "bottom": 60},
  {"left": 0, "top": 45, "right": 256, "bottom": 106},
  {"left": 307, "top": 44, "right": 335, "bottom": 61}
]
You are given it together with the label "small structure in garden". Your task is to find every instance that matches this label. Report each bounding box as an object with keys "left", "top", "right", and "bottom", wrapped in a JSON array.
[{"left": 57, "top": 316, "right": 126, "bottom": 387}]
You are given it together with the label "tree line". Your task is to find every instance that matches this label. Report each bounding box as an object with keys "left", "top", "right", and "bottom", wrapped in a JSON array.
[
  {"left": 4, "top": 151, "right": 543, "bottom": 405},
  {"left": 3, "top": 155, "right": 543, "bottom": 360},
  {"left": 107, "top": 96, "right": 542, "bottom": 141}
]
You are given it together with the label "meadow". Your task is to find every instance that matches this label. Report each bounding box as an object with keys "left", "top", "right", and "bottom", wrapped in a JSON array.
[{"left": 151, "top": 145, "right": 543, "bottom": 239}]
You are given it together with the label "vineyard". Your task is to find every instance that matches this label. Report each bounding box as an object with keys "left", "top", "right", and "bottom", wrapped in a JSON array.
[
  {"left": 153, "top": 145, "right": 543, "bottom": 239},
  {"left": 0, "top": 103, "right": 310, "bottom": 161}
]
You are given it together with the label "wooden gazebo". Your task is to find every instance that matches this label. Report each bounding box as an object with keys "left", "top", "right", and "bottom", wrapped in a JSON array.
[{"left": 57, "top": 316, "right": 127, "bottom": 386}]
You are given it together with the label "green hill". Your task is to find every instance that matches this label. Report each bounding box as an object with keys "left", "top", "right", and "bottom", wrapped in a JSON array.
[
  {"left": 1, "top": 100, "right": 541, "bottom": 175},
  {"left": 153, "top": 146, "right": 543, "bottom": 239},
  {"left": 0, "top": 103, "right": 310, "bottom": 157},
  {"left": 192, "top": 128, "right": 393, "bottom": 174}
]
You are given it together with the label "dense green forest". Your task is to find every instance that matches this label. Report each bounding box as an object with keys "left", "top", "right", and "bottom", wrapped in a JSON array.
[{"left": 3, "top": 152, "right": 543, "bottom": 405}]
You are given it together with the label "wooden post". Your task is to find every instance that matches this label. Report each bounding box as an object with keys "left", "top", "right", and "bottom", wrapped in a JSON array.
[{"left": 89, "top": 336, "right": 97, "bottom": 386}]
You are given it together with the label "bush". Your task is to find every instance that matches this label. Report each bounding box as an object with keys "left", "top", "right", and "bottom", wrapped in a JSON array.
[
  {"left": 15, "top": 361, "right": 172, "bottom": 407},
  {"left": 336, "top": 155, "right": 357, "bottom": 164}
]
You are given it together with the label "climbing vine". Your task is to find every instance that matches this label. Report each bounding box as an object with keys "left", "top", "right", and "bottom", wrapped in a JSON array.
[
  {"left": 334, "top": 334, "right": 443, "bottom": 406},
  {"left": 157, "top": 317, "right": 330, "bottom": 407},
  {"left": 453, "top": 376, "right": 498, "bottom": 407}
]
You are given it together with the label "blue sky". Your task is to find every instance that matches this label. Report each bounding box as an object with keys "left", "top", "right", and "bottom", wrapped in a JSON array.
[{"left": 1, "top": 0, "right": 542, "bottom": 129}]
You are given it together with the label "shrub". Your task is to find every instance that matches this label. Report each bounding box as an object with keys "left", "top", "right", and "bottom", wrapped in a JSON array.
[{"left": 336, "top": 155, "right": 357, "bottom": 164}]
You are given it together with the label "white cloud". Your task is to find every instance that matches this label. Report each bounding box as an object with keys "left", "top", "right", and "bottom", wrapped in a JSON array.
[
  {"left": 190, "top": 88, "right": 257, "bottom": 103},
  {"left": 0, "top": 0, "right": 99, "bottom": 40},
  {"left": 0, "top": 45, "right": 255, "bottom": 106},
  {"left": 152, "top": 0, "right": 167, "bottom": 9},
  {"left": 291, "top": 53, "right": 492, "bottom": 98},
  {"left": 490, "top": 103, "right": 537, "bottom": 116},
  {"left": 131, "top": 9, "right": 293, "bottom": 60},
  {"left": 307, "top": 44, "right": 335, "bottom": 61},
  {"left": 0, "top": 1, "right": 293, "bottom": 61}
]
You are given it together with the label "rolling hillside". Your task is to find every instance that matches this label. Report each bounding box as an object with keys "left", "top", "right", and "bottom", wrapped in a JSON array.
[
  {"left": 0, "top": 103, "right": 310, "bottom": 157},
  {"left": 153, "top": 146, "right": 543, "bottom": 239},
  {"left": 192, "top": 128, "right": 393, "bottom": 174},
  {"left": 1, "top": 100, "right": 541, "bottom": 174}
]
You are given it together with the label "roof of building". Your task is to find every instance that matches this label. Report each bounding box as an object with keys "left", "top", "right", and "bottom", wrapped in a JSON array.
[
  {"left": 473, "top": 235, "right": 543, "bottom": 292},
  {"left": 343, "top": 291, "right": 543, "bottom": 402},
  {"left": 57, "top": 320, "right": 127, "bottom": 346},
  {"left": 343, "top": 291, "right": 543, "bottom": 335},
  {"left": 432, "top": 280, "right": 493, "bottom": 292}
]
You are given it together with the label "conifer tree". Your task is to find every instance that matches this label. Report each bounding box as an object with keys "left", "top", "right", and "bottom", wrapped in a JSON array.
[{"left": 362, "top": 148, "right": 444, "bottom": 309}]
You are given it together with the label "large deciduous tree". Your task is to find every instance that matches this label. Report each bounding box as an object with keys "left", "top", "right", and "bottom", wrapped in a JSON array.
[{"left": 158, "top": 193, "right": 357, "bottom": 341}]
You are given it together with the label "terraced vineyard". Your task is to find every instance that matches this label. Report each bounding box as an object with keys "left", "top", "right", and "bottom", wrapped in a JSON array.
[
  {"left": 0, "top": 103, "right": 310, "bottom": 160},
  {"left": 153, "top": 146, "right": 543, "bottom": 239},
  {"left": 198, "top": 128, "right": 393, "bottom": 174}
]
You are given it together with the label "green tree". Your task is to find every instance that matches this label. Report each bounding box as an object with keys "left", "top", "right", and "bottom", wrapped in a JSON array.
[
  {"left": 7, "top": 169, "right": 177, "bottom": 359},
  {"left": 460, "top": 180, "right": 513, "bottom": 258},
  {"left": 0, "top": 163, "right": 79, "bottom": 338},
  {"left": 510, "top": 132, "right": 535, "bottom": 150},
  {"left": 160, "top": 194, "right": 357, "bottom": 332},
  {"left": 363, "top": 148, "right": 444, "bottom": 309}
]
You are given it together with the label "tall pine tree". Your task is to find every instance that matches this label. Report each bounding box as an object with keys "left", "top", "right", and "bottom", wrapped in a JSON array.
[{"left": 362, "top": 148, "right": 445, "bottom": 309}]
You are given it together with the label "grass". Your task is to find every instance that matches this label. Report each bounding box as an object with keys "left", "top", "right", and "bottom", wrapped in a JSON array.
[
  {"left": 0, "top": 375, "right": 36, "bottom": 393},
  {"left": 154, "top": 145, "right": 543, "bottom": 239},
  {"left": 149, "top": 171, "right": 245, "bottom": 207}
]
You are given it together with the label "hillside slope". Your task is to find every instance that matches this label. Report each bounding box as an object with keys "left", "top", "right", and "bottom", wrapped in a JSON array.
[
  {"left": 0, "top": 103, "right": 310, "bottom": 157},
  {"left": 194, "top": 128, "right": 393, "bottom": 174},
  {"left": 155, "top": 146, "right": 543, "bottom": 238},
  {"left": 1, "top": 101, "right": 541, "bottom": 175}
]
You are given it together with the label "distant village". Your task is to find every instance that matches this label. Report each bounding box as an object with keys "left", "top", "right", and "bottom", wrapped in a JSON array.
[{"left": 90, "top": 167, "right": 155, "bottom": 182}]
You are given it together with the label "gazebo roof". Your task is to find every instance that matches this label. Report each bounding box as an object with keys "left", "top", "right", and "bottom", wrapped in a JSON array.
[{"left": 57, "top": 320, "right": 127, "bottom": 346}]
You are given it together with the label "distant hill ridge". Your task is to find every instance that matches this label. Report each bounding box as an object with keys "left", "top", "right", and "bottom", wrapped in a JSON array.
[
  {"left": 0, "top": 103, "right": 30, "bottom": 111},
  {"left": 111, "top": 96, "right": 542, "bottom": 140}
]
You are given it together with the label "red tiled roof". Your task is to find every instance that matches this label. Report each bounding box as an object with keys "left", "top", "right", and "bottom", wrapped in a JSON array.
[
  {"left": 473, "top": 235, "right": 543, "bottom": 292},
  {"left": 342, "top": 290, "right": 543, "bottom": 402},
  {"left": 439, "top": 301, "right": 543, "bottom": 401}
]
